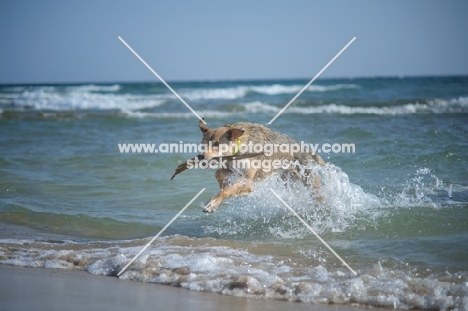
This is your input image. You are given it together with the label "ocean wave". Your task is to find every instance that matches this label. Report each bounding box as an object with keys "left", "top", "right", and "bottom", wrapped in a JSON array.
[
  {"left": 0, "top": 235, "right": 466, "bottom": 309},
  {"left": 243, "top": 98, "right": 468, "bottom": 115},
  {"left": 118, "top": 97, "right": 468, "bottom": 120},
  {"left": 0, "top": 82, "right": 358, "bottom": 110},
  {"left": 121, "top": 101, "right": 271, "bottom": 119},
  {"left": 67, "top": 84, "right": 122, "bottom": 92},
  {"left": 0, "top": 86, "right": 165, "bottom": 111},
  {"left": 251, "top": 83, "right": 359, "bottom": 95},
  {"left": 2, "top": 81, "right": 467, "bottom": 116},
  {"left": 179, "top": 86, "right": 248, "bottom": 100},
  {"left": 122, "top": 109, "right": 237, "bottom": 119},
  {"left": 178, "top": 83, "right": 359, "bottom": 100}
]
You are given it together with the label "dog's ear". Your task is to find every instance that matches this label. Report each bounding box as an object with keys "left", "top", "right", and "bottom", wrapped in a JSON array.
[
  {"left": 229, "top": 128, "right": 244, "bottom": 141},
  {"left": 199, "top": 119, "right": 209, "bottom": 134}
]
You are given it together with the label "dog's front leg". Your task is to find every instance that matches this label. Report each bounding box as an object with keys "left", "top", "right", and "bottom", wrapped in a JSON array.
[{"left": 203, "top": 179, "right": 254, "bottom": 213}]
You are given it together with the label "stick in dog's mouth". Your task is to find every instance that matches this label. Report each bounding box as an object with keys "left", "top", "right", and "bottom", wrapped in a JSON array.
[{"left": 170, "top": 152, "right": 264, "bottom": 180}]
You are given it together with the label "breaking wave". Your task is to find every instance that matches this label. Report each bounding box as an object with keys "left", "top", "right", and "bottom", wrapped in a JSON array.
[
  {"left": 0, "top": 84, "right": 165, "bottom": 111},
  {"left": 242, "top": 98, "right": 468, "bottom": 115},
  {"left": 178, "top": 83, "right": 359, "bottom": 100},
  {"left": 1, "top": 82, "right": 467, "bottom": 117},
  {"left": 0, "top": 83, "right": 359, "bottom": 111},
  {"left": 0, "top": 235, "right": 466, "bottom": 310},
  {"left": 122, "top": 97, "right": 468, "bottom": 120}
]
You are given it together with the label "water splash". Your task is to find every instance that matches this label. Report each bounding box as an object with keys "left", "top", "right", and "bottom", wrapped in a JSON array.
[
  {"left": 392, "top": 168, "right": 451, "bottom": 209},
  {"left": 203, "top": 162, "right": 382, "bottom": 239}
]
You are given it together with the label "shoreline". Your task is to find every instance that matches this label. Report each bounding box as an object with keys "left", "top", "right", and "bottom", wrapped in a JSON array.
[{"left": 0, "top": 264, "right": 373, "bottom": 311}]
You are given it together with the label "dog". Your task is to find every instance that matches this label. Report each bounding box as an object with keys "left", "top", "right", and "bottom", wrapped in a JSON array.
[{"left": 172, "top": 120, "right": 326, "bottom": 213}]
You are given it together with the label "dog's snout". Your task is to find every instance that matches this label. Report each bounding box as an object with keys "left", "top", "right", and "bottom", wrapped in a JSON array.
[{"left": 197, "top": 154, "right": 204, "bottom": 161}]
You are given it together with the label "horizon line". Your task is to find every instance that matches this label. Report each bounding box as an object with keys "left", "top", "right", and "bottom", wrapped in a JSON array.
[{"left": 1, "top": 73, "right": 467, "bottom": 86}]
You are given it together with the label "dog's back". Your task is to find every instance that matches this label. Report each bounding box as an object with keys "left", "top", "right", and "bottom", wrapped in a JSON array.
[{"left": 226, "top": 121, "right": 325, "bottom": 166}]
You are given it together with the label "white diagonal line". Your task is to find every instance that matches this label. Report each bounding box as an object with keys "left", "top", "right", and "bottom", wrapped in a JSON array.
[
  {"left": 118, "top": 36, "right": 206, "bottom": 124},
  {"left": 269, "top": 188, "right": 357, "bottom": 275},
  {"left": 267, "top": 37, "right": 356, "bottom": 124},
  {"left": 117, "top": 188, "right": 206, "bottom": 277}
]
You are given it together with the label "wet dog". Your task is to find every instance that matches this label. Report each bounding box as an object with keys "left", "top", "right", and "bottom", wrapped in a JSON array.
[{"left": 172, "top": 120, "right": 325, "bottom": 213}]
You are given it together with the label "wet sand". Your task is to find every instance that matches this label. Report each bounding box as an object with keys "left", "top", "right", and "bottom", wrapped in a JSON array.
[{"left": 0, "top": 265, "right": 372, "bottom": 311}]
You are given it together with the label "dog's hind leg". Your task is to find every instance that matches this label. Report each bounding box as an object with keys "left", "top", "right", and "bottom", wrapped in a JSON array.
[
  {"left": 310, "top": 172, "right": 324, "bottom": 202},
  {"left": 287, "top": 161, "right": 324, "bottom": 202}
]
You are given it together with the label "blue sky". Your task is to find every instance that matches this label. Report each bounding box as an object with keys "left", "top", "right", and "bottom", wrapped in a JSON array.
[{"left": 0, "top": 0, "right": 467, "bottom": 84}]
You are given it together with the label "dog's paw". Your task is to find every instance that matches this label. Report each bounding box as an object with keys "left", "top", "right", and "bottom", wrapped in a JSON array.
[{"left": 202, "top": 201, "right": 218, "bottom": 213}]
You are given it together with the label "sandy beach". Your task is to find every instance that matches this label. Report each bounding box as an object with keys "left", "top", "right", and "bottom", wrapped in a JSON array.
[{"left": 0, "top": 265, "right": 373, "bottom": 311}]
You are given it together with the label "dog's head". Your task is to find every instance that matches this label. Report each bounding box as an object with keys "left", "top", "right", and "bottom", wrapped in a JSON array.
[{"left": 198, "top": 120, "right": 244, "bottom": 160}]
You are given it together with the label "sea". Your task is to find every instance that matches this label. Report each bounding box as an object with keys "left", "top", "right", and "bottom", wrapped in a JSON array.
[{"left": 0, "top": 76, "right": 467, "bottom": 309}]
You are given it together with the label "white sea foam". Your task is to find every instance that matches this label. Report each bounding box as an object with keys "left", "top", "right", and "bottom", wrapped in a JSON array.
[
  {"left": 242, "top": 101, "right": 280, "bottom": 113},
  {"left": 251, "top": 83, "right": 359, "bottom": 95},
  {"left": 66, "top": 84, "right": 122, "bottom": 92},
  {"left": 1, "top": 85, "right": 165, "bottom": 111},
  {"left": 179, "top": 86, "right": 249, "bottom": 100},
  {"left": 308, "top": 84, "right": 360, "bottom": 92},
  {"left": 2, "top": 82, "right": 467, "bottom": 116},
  {"left": 0, "top": 236, "right": 466, "bottom": 309},
  {"left": 244, "top": 98, "right": 468, "bottom": 115},
  {"left": 117, "top": 97, "right": 468, "bottom": 120},
  {"left": 251, "top": 84, "right": 302, "bottom": 95},
  {"left": 113, "top": 97, "right": 468, "bottom": 120},
  {"left": 177, "top": 83, "right": 359, "bottom": 99}
]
